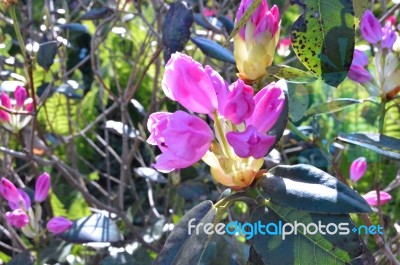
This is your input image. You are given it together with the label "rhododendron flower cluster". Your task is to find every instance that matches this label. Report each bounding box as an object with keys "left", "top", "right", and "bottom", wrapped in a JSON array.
[
  {"left": 0, "top": 173, "right": 72, "bottom": 237},
  {"left": 148, "top": 52, "right": 285, "bottom": 188},
  {"left": 0, "top": 85, "right": 34, "bottom": 132}
]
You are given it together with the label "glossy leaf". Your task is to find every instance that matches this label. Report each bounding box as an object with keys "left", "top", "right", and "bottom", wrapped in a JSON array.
[
  {"left": 267, "top": 65, "right": 317, "bottom": 83},
  {"left": 338, "top": 133, "right": 400, "bottom": 160},
  {"left": 60, "top": 213, "right": 123, "bottom": 243},
  {"left": 261, "top": 164, "right": 372, "bottom": 213},
  {"left": 218, "top": 16, "right": 234, "bottom": 34},
  {"left": 59, "top": 23, "right": 89, "bottom": 33},
  {"left": 162, "top": 1, "right": 193, "bottom": 62},
  {"left": 37, "top": 41, "right": 58, "bottom": 71},
  {"left": 290, "top": 0, "right": 355, "bottom": 87},
  {"left": 191, "top": 37, "right": 235, "bottom": 64},
  {"left": 80, "top": 7, "right": 109, "bottom": 20},
  {"left": 154, "top": 200, "right": 216, "bottom": 265},
  {"left": 305, "top": 98, "right": 363, "bottom": 116},
  {"left": 250, "top": 205, "right": 374, "bottom": 265}
]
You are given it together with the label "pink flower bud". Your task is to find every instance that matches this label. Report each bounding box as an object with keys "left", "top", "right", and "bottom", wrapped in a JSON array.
[
  {"left": 14, "top": 86, "right": 27, "bottom": 108},
  {"left": 246, "top": 80, "right": 286, "bottom": 133},
  {"left": 349, "top": 157, "right": 367, "bottom": 182},
  {"left": 223, "top": 80, "right": 255, "bottom": 124},
  {"left": 0, "top": 178, "right": 22, "bottom": 204},
  {"left": 25, "top": 103, "right": 34, "bottom": 112},
  {"left": 254, "top": 5, "right": 280, "bottom": 39},
  {"left": 35, "top": 172, "right": 51, "bottom": 202},
  {"left": 352, "top": 50, "right": 369, "bottom": 67},
  {"left": 204, "top": 66, "right": 229, "bottom": 115},
  {"left": 363, "top": 190, "right": 392, "bottom": 207},
  {"left": 277, "top": 37, "right": 292, "bottom": 57},
  {"left": 162, "top": 52, "right": 217, "bottom": 114},
  {"left": 227, "top": 125, "right": 275, "bottom": 158},
  {"left": 0, "top": 110, "right": 10, "bottom": 122},
  {"left": 348, "top": 50, "right": 372, "bottom": 83},
  {"left": 382, "top": 25, "right": 397, "bottom": 50},
  {"left": 9, "top": 189, "right": 31, "bottom": 210},
  {"left": 147, "top": 111, "right": 213, "bottom": 172},
  {"left": 385, "top": 16, "right": 396, "bottom": 27},
  {"left": 1, "top": 92, "right": 11, "bottom": 109},
  {"left": 360, "top": 10, "right": 383, "bottom": 44},
  {"left": 6, "top": 209, "right": 29, "bottom": 228},
  {"left": 47, "top": 216, "right": 73, "bottom": 235}
]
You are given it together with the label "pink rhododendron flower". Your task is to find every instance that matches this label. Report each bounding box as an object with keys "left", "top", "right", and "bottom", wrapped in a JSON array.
[
  {"left": 204, "top": 65, "right": 229, "bottom": 114},
  {"left": 162, "top": 52, "right": 217, "bottom": 114},
  {"left": 147, "top": 111, "right": 213, "bottom": 172},
  {"left": 5, "top": 209, "right": 29, "bottom": 228},
  {"left": 35, "top": 172, "right": 51, "bottom": 202},
  {"left": 47, "top": 217, "right": 73, "bottom": 235},
  {"left": 14, "top": 85, "right": 27, "bottom": 108},
  {"left": 277, "top": 37, "right": 291, "bottom": 57},
  {"left": 9, "top": 189, "right": 31, "bottom": 211},
  {"left": 363, "top": 191, "right": 392, "bottom": 207},
  {"left": 349, "top": 157, "right": 367, "bottom": 182},
  {"left": 360, "top": 10, "right": 383, "bottom": 44},
  {"left": 223, "top": 80, "right": 255, "bottom": 124},
  {"left": 348, "top": 50, "right": 372, "bottom": 84},
  {"left": 0, "top": 178, "right": 22, "bottom": 204},
  {"left": 382, "top": 25, "right": 397, "bottom": 50},
  {"left": 1, "top": 92, "right": 11, "bottom": 109},
  {"left": 385, "top": 16, "right": 396, "bottom": 27}
]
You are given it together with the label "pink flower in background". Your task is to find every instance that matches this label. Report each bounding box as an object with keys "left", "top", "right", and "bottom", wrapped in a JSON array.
[
  {"left": 204, "top": 66, "right": 229, "bottom": 114},
  {"left": 47, "top": 217, "right": 73, "bottom": 235},
  {"left": 162, "top": 52, "right": 217, "bottom": 114},
  {"left": 34, "top": 172, "right": 51, "bottom": 202},
  {"left": 0, "top": 178, "right": 22, "bottom": 204},
  {"left": 360, "top": 10, "right": 383, "bottom": 44},
  {"left": 203, "top": 8, "right": 216, "bottom": 17},
  {"left": 277, "top": 37, "right": 292, "bottom": 57},
  {"left": 363, "top": 191, "right": 392, "bottom": 206},
  {"left": 223, "top": 80, "right": 255, "bottom": 124},
  {"left": 14, "top": 85, "right": 27, "bottom": 108},
  {"left": 1, "top": 92, "right": 11, "bottom": 109},
  {"left": 349, "top": 157, "right": 367, "bottom": 182},
  {"left": 9, "top": 189, "right": 31, "bottom": 211},
  {"left": 348, "top": 50, "right": 372, "bottom": 83},
  {"left": 382, "top": 25, "right": 397, "bottom": 50},
  {"left": 385, "top": 16, "right": 396, "bottom": 27},
  {"left": 147, "top": 111, "right": 213, "bottom": 172},
  {"left": 5, "top": 209, "right": 29, "bottom": 228}
]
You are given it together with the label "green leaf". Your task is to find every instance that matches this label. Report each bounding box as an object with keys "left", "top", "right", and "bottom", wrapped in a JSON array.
[
  {"left": 353, "top": 0, "right": 368, "bottom": 24},
  {"left": 290, "top": 0, "right": 355, "bottom": 87},
  {"left": 162, "top": 1, "right": 193, "bottom": 62},
  {"left": 267, "top": 65, "right": 317, "bottom": 83},
  {"left": 50, "top": 193, "right": 68, "bottom": 217},
  {"left": 305, "top": 98, "right": 363, "bottom": 116},
  {"left": 191, "top": 37, "right": 235, "bottom": 64},
  {"left": 37, "top": 41, "right": 58, "bottom": 71},
  {"left": 338, "top": 133, "right": 400, "bottom": 160},
  {"left": 79, "top": 7, "right": 110, "bottom": 20},
  {"left": 60, "top": 213, "right": 123, "bottom": 243},
  {"left": 224, "top": 0, "right": 262, "bottom": 46},
  {"left": 154, "top": 200, "right": 217, "bottom": 265},
  {"left": 261, "top": 164, "right": 372, "bottom": 213},
  {"left": 249, "top": 205, "right": 374, "bottom": 265}
]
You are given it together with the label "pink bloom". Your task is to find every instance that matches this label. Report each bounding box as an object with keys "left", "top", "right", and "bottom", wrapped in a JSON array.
[
  {"left": 204, "top": 66, "right": 229, "bottom": 114},
  {"left": 147, "top": 111, "right": 213, "bottom": 172},
  {"left": 246, "top": 80, "right": 286, "bottom": 133},
  {"left": 14, "top": 86, "right": 27, "bottom": 108},
  {"left": 25, "top": 103, "right": 34, "bottom": 112},
  {"left": 5, "top": 209, "right": 29, "bottom": 228},
  {"left": 277, "top": 37, "right": 291, "bottom": 57},
  {"left": 227, "top": 125, "right": 275, "bottom": 158},
  {"left": 363, "top": 191, "right": 392, "bottom": 207},
  {"left": 360, "top": 10, "right": 383, "bottom": 44},
  {"left": 1, "top": 92, "right": 11, "bottom": 109},
  {"left": 0, "top": 110, "right": 10, "bottom": 122},
  {"left": 223, "top": 80, "right": 255, "bottom": 124},
  {"left": 382, "top": 25, "right": 397, "bottom": 50},
  {"left": 203, "top": 8, "right": 216, "bottom": 17},
  {"left": 162, "top": 52, "right": 218, "bottom": 114},
  {"left": 47, "top": 216, "right": 73, "bottom": 235},
  {"left": 385, "top": 16, "right": 396, "bottom": 27},
  {"left": 0, "top": 178, "right": 22, "bottom": 204},
  {"left": 9, "top": 189, "right": 31, "bottom": 210},
  {"left": 348, "top": 50, "right": 371, "bottom": 83},
  {"left": 254, "top": 5, "right": 280, "bottom": 39},
  {"left": 35, "top": 172, "right": 51, "bottom": 202},
  {"left": 352, "top": 50, "right": 369, "bottom": 67},
  {"left": 349, "top": 157, "right": 367, "bottom": 182}
]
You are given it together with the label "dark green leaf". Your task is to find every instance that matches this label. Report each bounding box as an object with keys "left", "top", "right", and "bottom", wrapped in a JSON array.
[
  {"left": 287, "top": 83, "right": 310, "bottom": 122},
  {"left": 261, "top": 164, "right": 372, "bottom": 213},
  {"left": 338, "top": 133, "right": 400, "bottom": 160},
  {"left": 267, "top": 65, "right": 317, "bottom": 83},
  {"left": 80, "top": 7, "right": 110, "bottom": 20},
  {"left": 162, "top": 1, "right": 193, "bottom": 63},
  {"left": 191, "top": 37, "right": 235, "bottom": 64},
  {"left": 59, "top": 23, "right": 89, "bottom": 33},
  {"left": 7, "top": 251, "right": 34, "bottom": 265},
  {"left": 37, "top": 41, "right": 58, "bottom": 71},
  {"left": 290, "top": 0, "right": 355, "bottom": 87},
  {"left": 305, "top": 98, "right": 363, "bottom": 116},
  {"left": 218, "top": 16, "right": 234, "bottom": 34},
  {"left": 154, "top": 200, "right": 216, "bottom": 265},
  {"left": 250, "top": 205, "right": 375, "bottom": 265},
  {"left": 193, "top": 13, "right": 223, "bottom": 31},
  {"left": 60, "top": 213, "right": 123, "bottom": 243}
]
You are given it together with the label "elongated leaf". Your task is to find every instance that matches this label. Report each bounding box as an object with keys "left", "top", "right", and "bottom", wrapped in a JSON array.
[
  {"left": 305, "top": 98, "right": 362, "bottom": 116},
  {"left": 224, "top": 0, "right": 261, "bottom": 46},
  {"left": 80, "top": 7, "right": 109, "bottom": 20},
  {"left": 261, "top": 164, "right": 372, "bottom": 213},
  {"left": 267, "top": 65, "right": 317, "bottom": 83},
  {"left": 37, "top": 41, "right": 58, "bottom": 71},
  {"left": 338, "top": 133, "right": 400, "bottom": 160},
  {"left": 250, "top": 205, "right": 374, "bottom": 265},
  {"left": 60, "top": 213, "right": 123, "bottom": 243},
  {"left": 193, "top": 13, "right": 223, "bottom": 31},
  {"left": 191, "top": 37, "right": 235, "bottom": 64},
  {"left": 162, "top": 1, "right": 193, "bottom": 62},
  {"left": 290, "top": 0, "right": 355, "bottom": 87},
  {"left": 59, "top": 23, "right": 89, "bottom": 33},
  {"left": 154, "top": 200, "right": 216, "bottom": 265},
  {"left": 218, "top": 16, "right": 234, "bottom": 34}
]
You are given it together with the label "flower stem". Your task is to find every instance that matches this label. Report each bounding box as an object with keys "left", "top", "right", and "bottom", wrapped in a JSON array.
[{"left": 213, "top": 112, "right": 234, "bottom": 159}]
